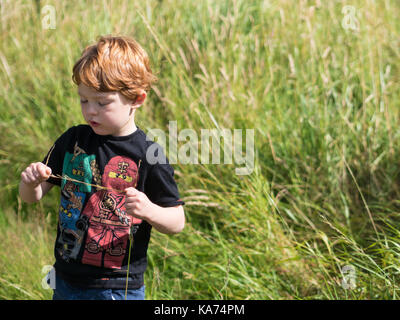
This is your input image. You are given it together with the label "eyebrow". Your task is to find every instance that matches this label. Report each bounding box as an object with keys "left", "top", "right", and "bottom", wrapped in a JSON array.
[{"left": 78, "top": 90, "right": 112, "bottom": 98}]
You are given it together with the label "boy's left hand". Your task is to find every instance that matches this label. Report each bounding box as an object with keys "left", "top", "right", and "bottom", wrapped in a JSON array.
[{"left": 124, "top": 187, "right": 154, "bottom": 220}]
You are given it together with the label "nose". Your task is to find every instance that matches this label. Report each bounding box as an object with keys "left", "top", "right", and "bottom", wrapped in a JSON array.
[{"left": 83, "top": 101, "right": 98, "bottom": 116}]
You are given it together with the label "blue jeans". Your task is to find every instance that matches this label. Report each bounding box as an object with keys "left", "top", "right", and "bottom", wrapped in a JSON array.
[{"left": 52, "top": 273, "right": 145, "bottom": 300}]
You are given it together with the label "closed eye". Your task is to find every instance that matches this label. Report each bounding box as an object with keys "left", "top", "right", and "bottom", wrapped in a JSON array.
[{"left": 80, "top": 100, "right": 110, "bottom": 106}]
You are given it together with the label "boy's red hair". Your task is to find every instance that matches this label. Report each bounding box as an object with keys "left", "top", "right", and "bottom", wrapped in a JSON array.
[{"left": 72, "top": 35, "right": 157, "bottom": 101}]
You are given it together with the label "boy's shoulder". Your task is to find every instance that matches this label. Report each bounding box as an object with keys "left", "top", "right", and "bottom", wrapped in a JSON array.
[
  {"left": 57, "top": 124, "right": 91, "bottom": 139},
  {"left": 60, "top": 124, "right": 168, "bottom": 164}
]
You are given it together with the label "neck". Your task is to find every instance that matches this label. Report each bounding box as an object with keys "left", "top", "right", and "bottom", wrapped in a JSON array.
[{"left": 113, "top": 115, "right": 137, "bottom": 137}]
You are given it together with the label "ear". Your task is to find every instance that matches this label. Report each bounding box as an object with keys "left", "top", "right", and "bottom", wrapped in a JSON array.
[{"left": 132, "top": 91, "right": 147, "bottom": 108}]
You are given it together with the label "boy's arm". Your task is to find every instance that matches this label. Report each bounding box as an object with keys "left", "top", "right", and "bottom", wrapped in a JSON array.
[
  {"left": 124, "top": 187, "right": 185, "bottom": 234},
  {"left": 145, "top": 204, "right": 185, "bottom": 235},
  {"left": 19, "top": 162, "right": 54, "bottom": 203}
]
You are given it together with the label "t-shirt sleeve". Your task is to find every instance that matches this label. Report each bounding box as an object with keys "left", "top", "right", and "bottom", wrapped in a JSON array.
[
  {"left": 41, "top": 127, "right": 75, "bottom": 186},
  {"left": 144, "top": 154, "right": 185, "bottom": 208}
]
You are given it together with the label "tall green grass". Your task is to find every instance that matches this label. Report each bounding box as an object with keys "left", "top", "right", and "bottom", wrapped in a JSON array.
[{"left": 0, "top": 0, "right": 399, "bottom": 299}]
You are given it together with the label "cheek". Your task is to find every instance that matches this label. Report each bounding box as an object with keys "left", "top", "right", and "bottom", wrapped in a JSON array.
[
  {"left": 102, "top": 111, "right": 116, "bottom": 124},
  {"left": 80, "top": 106, "right": 87, "bottom": 118},
  {"left": 110, "top": 109, "right": 130, "bottom": 123}
]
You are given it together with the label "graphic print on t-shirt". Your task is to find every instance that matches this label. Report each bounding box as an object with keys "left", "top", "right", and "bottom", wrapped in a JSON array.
[
  {"left": 59, "top": 181, "right": 86, "bottom": 230},
  {"left": 61, "top": 142, "right": 95, "bottom": 193},
  {"left": 57, "top": 183, "right": 88, "bottom": 261},
  {"left": 56, "top": 142, "right": 97, "bottom": 262},
  {"left": 81, "top": 156, "right": 142, "bottom": 269}
]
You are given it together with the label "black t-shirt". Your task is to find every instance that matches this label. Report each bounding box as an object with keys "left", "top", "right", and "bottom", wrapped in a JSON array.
[{"left": 42, "top": 124, "right": 184, "bottom": 289}]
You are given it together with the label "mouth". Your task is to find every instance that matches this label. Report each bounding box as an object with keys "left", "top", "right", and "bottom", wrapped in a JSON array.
[{"left": 89, "top": 120, "right": 100, "bottom": 127}]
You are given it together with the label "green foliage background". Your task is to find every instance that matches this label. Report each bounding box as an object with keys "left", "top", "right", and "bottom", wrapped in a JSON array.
[{"left": 0, "top": 0, "right": 399, "bottom": 299}]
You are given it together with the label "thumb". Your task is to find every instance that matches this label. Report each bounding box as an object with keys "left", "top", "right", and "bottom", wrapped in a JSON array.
[
  {"left": 124, "top": 187, "right": 138, "bottom": 196},
  {"left": 38, "top": 164, "right": 51, "bottom": 179}
]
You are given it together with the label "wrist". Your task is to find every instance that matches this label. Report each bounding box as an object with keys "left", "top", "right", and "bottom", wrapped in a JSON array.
[
  {"left": 19, "top": 180, "right": 41, "bottom": 203},
  {"left": 144, "top": 201, "right": 159, "bottom": 224},
  {"left": 20, "top": 179, "right": 41, "bottom": 190}
]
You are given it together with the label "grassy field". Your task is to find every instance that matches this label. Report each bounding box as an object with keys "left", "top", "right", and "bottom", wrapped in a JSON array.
[{"left": 0, "top": 0, "right": 399, "bottom": 299}]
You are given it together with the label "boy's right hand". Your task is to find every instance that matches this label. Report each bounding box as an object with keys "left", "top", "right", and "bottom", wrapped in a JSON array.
[{"left": 21, "top": 162, "right": 52, "bottom": 188}]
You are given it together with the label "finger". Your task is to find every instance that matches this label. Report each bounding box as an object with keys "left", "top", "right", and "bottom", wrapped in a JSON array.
[
  {"left": 21, "top": 170, "right": 38, "bottom": 185},
  {"left": 32, "top": 167, "right": 41, "bottom": 180},
  {"left": 38, "top": 163, "right": 52, "bottom": 176},
  {"left": 25, "top": 166, "right": 33, "bottom": 176},
  {"left": 125, "top": 192, "right": 135, "bottom": 199},
  {"left": 37, "top": 164, "right": 50, "bottom": 179},
  {"left": 26, "top": 167, "right": 37, "bottom": 182},
  {"left": 31, "top": 164, "right": 46, "bottom": 183},
  {"left": 125, "top": 197, "right": 137, "bottom": 206},
  {"left": 125, "top": 187, "right": 135, "bottom": 194},
  {"left": 21, "top": 172, "right": 30, "bottom": 184},
  {"left": 45, "top": 166, "right": 52, "bottom": 176},
  {"left": 125, "top": 201, "right": 133, "bottom": 208},
  {"left": 125, "top": 187, "right": 139, "bottom": 197},
  {"left": 29, "top": 163, "right": 39, "bottom": 175},
  {"left": 125, "top": 202, "right": 136, "bottom": 211}
]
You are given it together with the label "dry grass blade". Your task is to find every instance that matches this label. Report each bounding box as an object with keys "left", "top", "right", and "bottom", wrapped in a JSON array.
[{"left": 45, "top": 143, "right": 142, "bottom": 194}]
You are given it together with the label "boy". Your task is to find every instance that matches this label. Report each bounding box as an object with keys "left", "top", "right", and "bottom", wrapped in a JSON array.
[{"left": 19, "top": 35, "right": 185, "bottom": 300}]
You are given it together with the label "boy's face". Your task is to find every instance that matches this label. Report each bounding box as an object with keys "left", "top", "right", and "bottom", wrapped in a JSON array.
[{"left": 78, "top": 84, "right": 144, "bottom": 137}]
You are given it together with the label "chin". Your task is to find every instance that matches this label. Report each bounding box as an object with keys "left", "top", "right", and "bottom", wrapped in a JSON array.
[{"left": 90, "top": 126, "right": 109, "bottom": 136}]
